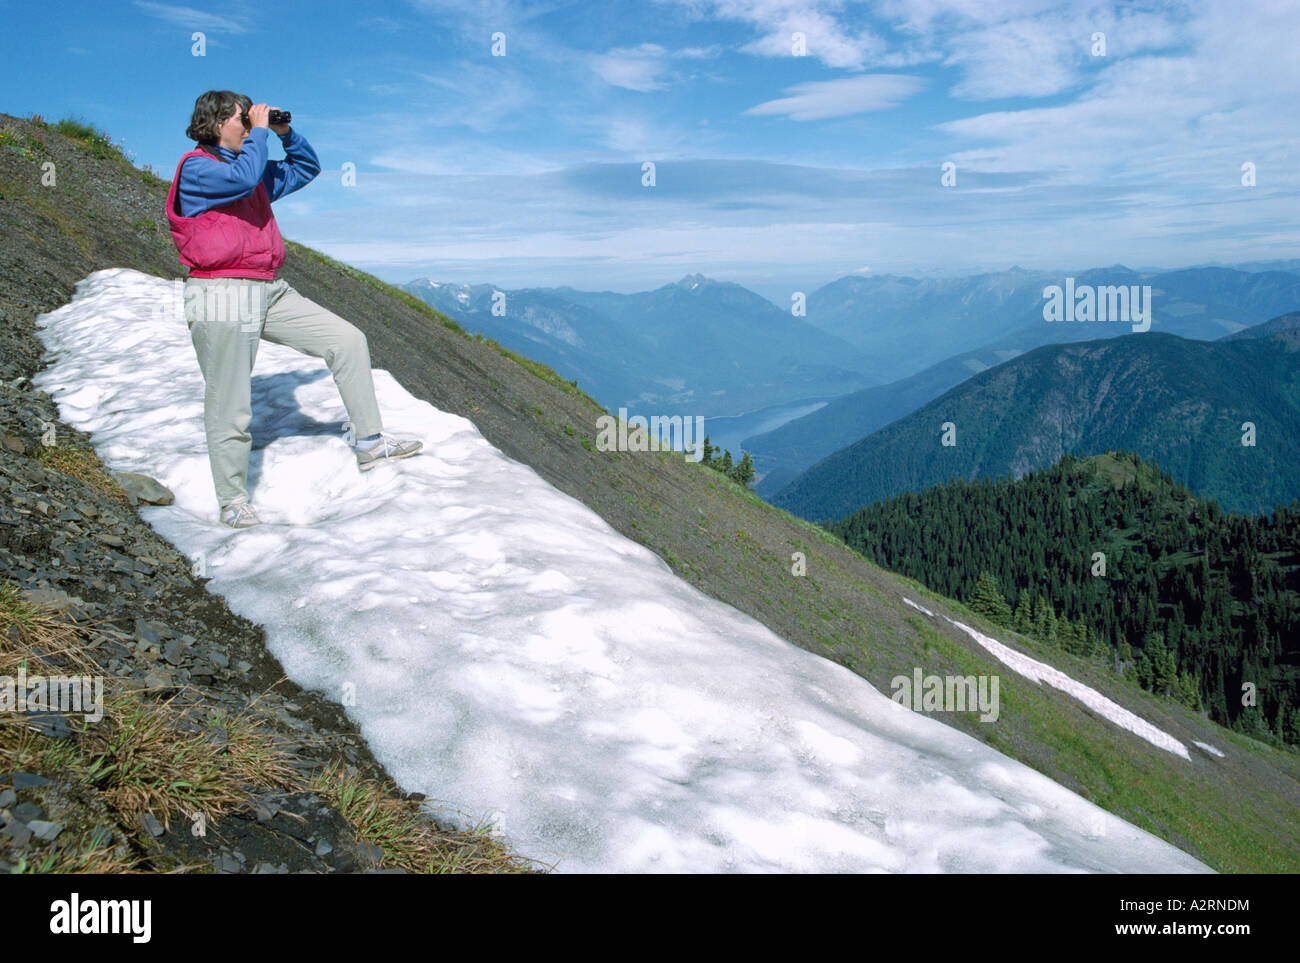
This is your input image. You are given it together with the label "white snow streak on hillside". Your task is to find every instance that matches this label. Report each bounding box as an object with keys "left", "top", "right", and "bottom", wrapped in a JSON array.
[
  {"left": 32, "top": 270, "right": 1211, "bottom": 873},
  {"left": 942, "top": 616, "right": 1190, "bottom": 760},
  {"left": 901, "top": 597, "right": 935, "bottom": 617},
  {"left": 903, "top": 599, "right": 1190, "bottom": 761}
]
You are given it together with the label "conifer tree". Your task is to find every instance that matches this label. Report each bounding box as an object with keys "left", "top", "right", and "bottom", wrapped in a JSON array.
[
  {"left": 1014, "top": 589, "right": 1032, "bottom": 632},
  {"left": 1144, "top": 631, "right": 1176, "bottom": 694},
  {"left": 1033, "top": 594, "right": 1051, "bottom": 639},
  {"left": 1136, "top": 648, "right": 1153, "bottom": 689},
  {"left": 1177, "top": 671, "right": 1201, "bottom": 709},
  {"left": 970, "top": 571, "right": 1013, "bottom": 625},
  {"left": 729, "top": 451, "right": 755, "bottom": 487},
  {"left": 1287, "top": 706, "right": 1300, "bottom": 746}
]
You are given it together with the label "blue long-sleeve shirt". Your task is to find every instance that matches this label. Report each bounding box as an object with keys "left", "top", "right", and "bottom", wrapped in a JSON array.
[{"left": 177, "top": 126, "right": 320, "bottom": 217}]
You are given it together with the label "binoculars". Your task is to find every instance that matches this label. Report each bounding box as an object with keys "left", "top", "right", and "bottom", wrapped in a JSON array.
[{"left": 240, "top": 108, "right": 291, "bottom": 126}]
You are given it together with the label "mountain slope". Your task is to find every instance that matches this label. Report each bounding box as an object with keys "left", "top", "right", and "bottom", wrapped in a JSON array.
[
  {"left": 1221, "top": 310, "right": 1300, "bottom": 346},
  {"left": 748, "top": 325, "right": 1090, "bottom": 490},
  {"left": 771, "top": 331, "right": 1300, "bottom": 521},
  {"left": 3, "top": 110, "right": 1298, "bottom": 872}
]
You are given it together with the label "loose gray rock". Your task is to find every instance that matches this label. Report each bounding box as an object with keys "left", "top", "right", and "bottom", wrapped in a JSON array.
[
  {"left": 133, "top": 617, "right": 160, "bottom": 646},
  {"left": 13, "top": 802, "right": 45, "bottom": 822},
  {"left": 10, "top": 772, "right": 54, "bottom": 790},
  {"left": 28, "top": 819, "right": 63, "bottom": 842},
  {"left": 25, "top": 711, "right": 74, "bottom": 740},
  {"left": 17, "top": 586, "right": 91, "bottom": 619},
  {"left": 2, "top": 822, "right": 33, "bottom": 847},
  {"left": 108, "top": 471, "right": 175, "bottom": 506},
  {"left": 141, "top": 666, "right": 176, "bottom": 690}
]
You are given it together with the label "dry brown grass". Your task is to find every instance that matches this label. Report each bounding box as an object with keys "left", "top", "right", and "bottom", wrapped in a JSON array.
[
  {"left": 310, "top": 762, "right": 546, "bottom": 874},
  {"left": 30, "top": 440, "right": 131, "bottom": 503},
  {"left": 1, "top": 580, "right": 302, "bottom": 844},
  {"left": 0, "top": 580, "right": 544, "bottom": 873}
]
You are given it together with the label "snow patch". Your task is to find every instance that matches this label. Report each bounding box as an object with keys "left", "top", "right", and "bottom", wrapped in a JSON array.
[
  {"left": 901, "top": 598, "right": 1190, "bottom": 761},
  {"left": 901, "top": 597, "right": 935, "bottom": 617},
  {"left": 1194, "top": 741, "right": 1225, "bottom": 758}
]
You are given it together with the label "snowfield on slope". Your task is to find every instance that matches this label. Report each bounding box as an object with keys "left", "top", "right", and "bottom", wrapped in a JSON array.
[
  {"left": 33, "top": 270, "right": 1213, "bottom": 873},
  {"left": 907, "top": 601, "right": 1193, "bottom": 761}
]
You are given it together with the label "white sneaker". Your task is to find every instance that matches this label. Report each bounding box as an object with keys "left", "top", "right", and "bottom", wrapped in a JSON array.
[
  {"left": 220, "top": 497, "right": 261, "bottom": 528},
  {"left": 355, "top": 433, "right": 423, "bottom": 472}
]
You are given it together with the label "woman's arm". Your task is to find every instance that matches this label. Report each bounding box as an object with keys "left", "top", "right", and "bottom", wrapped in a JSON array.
[
  {"left": 262, "top": 128, "right": 322, "bottom": 202},
  {"left": 177, "top": 128, "right": 272, "bottom": 216}
]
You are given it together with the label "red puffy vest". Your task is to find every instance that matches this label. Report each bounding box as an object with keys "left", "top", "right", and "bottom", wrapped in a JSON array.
[{"left": 165, "top": 147, "right": 286, "bottom": 280}]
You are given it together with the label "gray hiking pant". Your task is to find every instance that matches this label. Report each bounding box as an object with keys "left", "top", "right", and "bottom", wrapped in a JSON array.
[{"left": 183, "top": 276, "right": 384, "bottom": 509}]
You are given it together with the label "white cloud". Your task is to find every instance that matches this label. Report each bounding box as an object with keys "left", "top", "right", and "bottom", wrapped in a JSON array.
[
  {"left": 940, "top": 6, "right": 1189, "bottom": 100},
  {"left": 589, "top": 42, "right": 725, "bottom": 91},
  {"left": 875, "top": 0, "right": 1063, "bottom": 34},
  {"left": 943, "top": 16, "right": 1086, "bottom": 99},
  {"left": 743, "top": 74, "right": 925, "bottom": 120},
  {"left": 934, "top": 0, "right": 1300, "bottom": 188},
  {"left": 590, "top": 43, "right": 673, "bottom": 92},
  {"left": 670, "top": 0, "right": 896, "bottom": 69},
  {"left": 132, "top": 1, "right": 249, "bottom": 33}
]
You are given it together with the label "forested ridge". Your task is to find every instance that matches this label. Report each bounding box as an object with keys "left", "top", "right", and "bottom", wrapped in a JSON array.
[
  {"left": 826, "top": 451, "right": 1300, "bottom": 747},
  {"left": 773, "top": 331, "right": 1300, "bottom": 521}
]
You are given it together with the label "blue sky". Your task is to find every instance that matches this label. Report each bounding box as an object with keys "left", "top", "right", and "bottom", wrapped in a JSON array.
[{"left": 4, "top": 0, "right": 1298, "bottom": 299}]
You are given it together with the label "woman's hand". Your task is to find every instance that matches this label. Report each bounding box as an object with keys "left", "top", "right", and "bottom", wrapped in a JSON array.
[{"left": 268, "top": 106, "right": 291, "bottom": 136}]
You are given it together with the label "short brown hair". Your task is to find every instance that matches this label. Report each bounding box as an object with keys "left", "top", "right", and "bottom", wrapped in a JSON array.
[{"left": 185, "top": 90, "right": 251, "bottom": 155}]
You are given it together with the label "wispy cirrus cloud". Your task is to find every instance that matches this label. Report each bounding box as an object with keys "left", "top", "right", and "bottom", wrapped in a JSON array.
[
  {"left": 743, "top": 73, "right": 925, "bottom": 120},
  {"left": 662, "top": 0, "right": 937, "bottom": 69},
  {"left": 665, "top": 0, "right": 899, "bottom": 69},
  {"left": 131, "top": 1, "right": 251, "bottom": 33},
  {"left": 589, "top": 42, "right": 721, "bottom": 92}
]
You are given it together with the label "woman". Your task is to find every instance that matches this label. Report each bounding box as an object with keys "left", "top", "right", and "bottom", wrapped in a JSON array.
[{"left": 165, "top": 89, "right": 421, "bottom": 528}]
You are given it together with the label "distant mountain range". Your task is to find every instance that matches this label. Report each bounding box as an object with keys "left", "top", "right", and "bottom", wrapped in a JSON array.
[
  {"left": 769, "top": 315, "right": 1300, "bottom": 521},
  {"left": 403, "top": 265, "right": 1300, "bottom": 480},
  {"left": 401, "top": 274, "right": 876, "bottom": 419},
  {"left": 750, "top": 268, "right": 1300, "bottom": 488}
]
